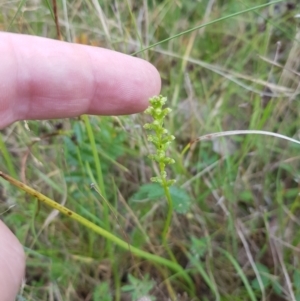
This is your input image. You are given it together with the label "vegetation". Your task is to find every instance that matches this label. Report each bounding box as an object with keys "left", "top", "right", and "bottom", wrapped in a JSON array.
[{"left": 1, "top": 0, "right": 300, "bottom": 300}]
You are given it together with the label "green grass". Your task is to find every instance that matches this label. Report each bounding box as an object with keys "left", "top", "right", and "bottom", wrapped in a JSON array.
[{"left": 1, "top": 0, "right": 300, "bottom": 300}]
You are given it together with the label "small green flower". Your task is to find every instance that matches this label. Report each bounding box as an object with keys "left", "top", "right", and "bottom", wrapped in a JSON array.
[{"left": 144, "top": 95, "right": 175, "bottom": 187}]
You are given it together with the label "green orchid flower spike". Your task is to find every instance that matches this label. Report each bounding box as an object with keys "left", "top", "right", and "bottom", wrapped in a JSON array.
[
  {"left": 144, "top": 95, "right": 176, "bottom": 187},
  {"left": 144, "top": 95, "right": 177, "bottom": 261}
]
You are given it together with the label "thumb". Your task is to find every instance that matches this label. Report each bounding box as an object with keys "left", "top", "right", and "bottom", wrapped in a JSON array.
[{"left": 0, "top": 220, "right": 25, "bottom": 301}]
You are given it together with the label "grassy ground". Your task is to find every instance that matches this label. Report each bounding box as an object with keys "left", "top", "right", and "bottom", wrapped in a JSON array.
[{"left": 1, "top": 0, "right": 300, "bottom": 300}]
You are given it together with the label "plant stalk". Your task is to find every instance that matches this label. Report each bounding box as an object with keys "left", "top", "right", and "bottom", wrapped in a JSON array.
[{"left": 0, "top": 171, "right": 194, "bottom": 292}]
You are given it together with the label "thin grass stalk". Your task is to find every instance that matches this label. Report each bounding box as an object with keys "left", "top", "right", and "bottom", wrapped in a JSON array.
[
  {"left": 218, "top": 248, "right": 257, "bottom": 301},
  {"left": 82, "top": 115, "right": 106, "bottom": 198},
  {"left": 0, "top": 133, "right": 17, "bottom": 178},
  {"left": 131, "top": 0, "right": 284, "bottom": 55},
  {"left": 0, "top": 171, "right": 194, "bottom": 293}
]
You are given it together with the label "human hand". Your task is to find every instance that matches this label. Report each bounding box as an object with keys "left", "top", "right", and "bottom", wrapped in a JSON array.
[{"left": 0, "top": 32, "right": 161, "bottom": 301}]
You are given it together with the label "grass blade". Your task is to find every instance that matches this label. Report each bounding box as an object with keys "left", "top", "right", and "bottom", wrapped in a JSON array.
[
  {"left": 218, "top": 248, "right": 258, "bottom": 301},
  {"left": 131, "top": 0, "right": 284, "bottom": 55},
  {"left": 7, "top": 0, "right": 27, "bottom": 31}
]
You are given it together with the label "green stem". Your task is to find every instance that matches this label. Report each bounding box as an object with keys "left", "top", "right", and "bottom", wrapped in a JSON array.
[
  {"left": 162, "top": 184, "right": 177, "bottom": 263},
  {"left": 0, "top": 170, "right": 194, "bottom": 293},
  {"left": 162, "top": 184, "right": 172, "bottom": 240}
]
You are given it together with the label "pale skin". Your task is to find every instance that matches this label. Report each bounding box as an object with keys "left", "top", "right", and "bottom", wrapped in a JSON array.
[{"left": 0, "top": 32, "right": 161, "bottom": 301}]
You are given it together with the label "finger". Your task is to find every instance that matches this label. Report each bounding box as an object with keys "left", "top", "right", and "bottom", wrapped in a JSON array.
[
  {"left": 0, "top": 220, "right": 25, "bottom": 301},
  {"left": 0, "top": 32, "right": 161, "bottom": 128}
]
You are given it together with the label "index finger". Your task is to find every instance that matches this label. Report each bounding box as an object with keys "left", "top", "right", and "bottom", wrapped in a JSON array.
[{"left": 0, "top": 33, "right": 161, "bottom": 128}]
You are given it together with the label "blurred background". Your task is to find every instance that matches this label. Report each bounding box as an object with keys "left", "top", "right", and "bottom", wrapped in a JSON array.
[{"left": 1, "top": 0, "right": 300, "bottom": 300}]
